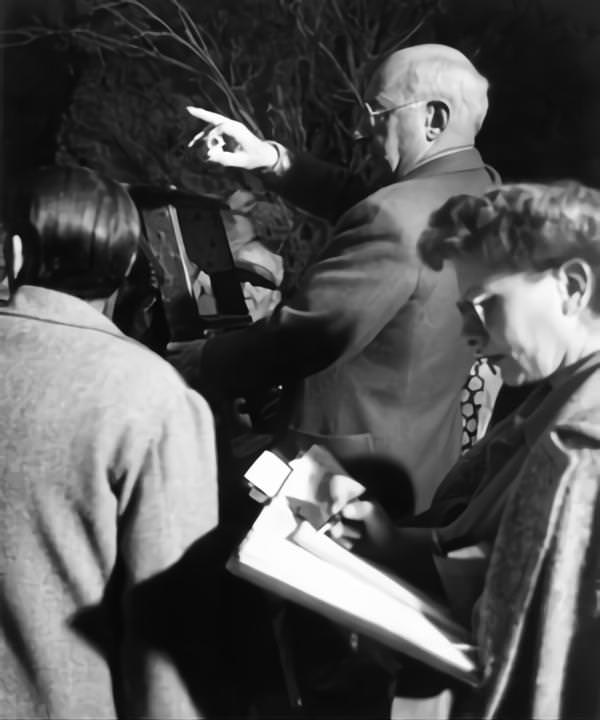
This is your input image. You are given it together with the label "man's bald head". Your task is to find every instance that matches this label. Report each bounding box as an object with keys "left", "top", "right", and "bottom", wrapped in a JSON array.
[{"left": 370, "top": 44, "right": 489, "bottom": 140}]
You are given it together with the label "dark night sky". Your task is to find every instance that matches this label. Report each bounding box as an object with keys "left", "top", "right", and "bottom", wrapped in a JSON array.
[{"left": 2, "top": 0, "right": 600, "bottom": 196}]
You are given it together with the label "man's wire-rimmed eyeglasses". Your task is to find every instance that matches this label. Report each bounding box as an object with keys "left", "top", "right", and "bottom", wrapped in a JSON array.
[{"left": 362, "top": 99, "right": 427, "bottom": 121}]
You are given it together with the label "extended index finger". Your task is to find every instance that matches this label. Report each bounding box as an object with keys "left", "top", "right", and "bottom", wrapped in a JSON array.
[{"left": 186, "top": 106, "right": 233, "bottom": 125}]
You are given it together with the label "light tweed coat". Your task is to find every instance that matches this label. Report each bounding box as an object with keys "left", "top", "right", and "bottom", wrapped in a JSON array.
[
  {"left": 470, "top": 354, "right": 600, "bottom": 719},
  {"left": 430, "top": 354, "right": 600, "bottom": 719},
  {"left": 0, "top": 286, "right": 218, "bottom": 719}
]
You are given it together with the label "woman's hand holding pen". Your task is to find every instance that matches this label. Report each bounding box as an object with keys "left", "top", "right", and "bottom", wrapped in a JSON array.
[
  {"left": 326, "top": 501, "right": 441, "bottom": 593},
  {"left": 327, "top": 498, "right": 401, "bottom": 564}
]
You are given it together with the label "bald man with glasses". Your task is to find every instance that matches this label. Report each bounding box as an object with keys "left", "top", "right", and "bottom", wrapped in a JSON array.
[{"left": 171, "top": 43, "right": 499, "bottom": 514}]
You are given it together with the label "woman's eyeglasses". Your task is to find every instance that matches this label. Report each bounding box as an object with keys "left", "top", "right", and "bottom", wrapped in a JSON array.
[{"left": 456, "top": 293, "right": 497, "bottom": 328}]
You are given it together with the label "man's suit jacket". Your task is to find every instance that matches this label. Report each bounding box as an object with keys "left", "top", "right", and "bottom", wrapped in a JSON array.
[
  {"left": 0, "top": 286, "right": 218, "bottom": 719},
  {"left": 196, "top": 148, "right": 498, "bottom": 510}
]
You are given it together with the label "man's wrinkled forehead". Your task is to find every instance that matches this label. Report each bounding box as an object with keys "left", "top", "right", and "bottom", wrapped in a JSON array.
[{"left": 365, "top": 58, "right": 415, "bottom": 105}]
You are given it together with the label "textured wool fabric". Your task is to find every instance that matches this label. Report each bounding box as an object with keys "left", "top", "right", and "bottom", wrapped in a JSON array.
[
  {"left": 0, "top": 286, "right": 218, "bottom": 719},
  {"left": 449, "top": 353, "right": 600, "bottom": 718}
]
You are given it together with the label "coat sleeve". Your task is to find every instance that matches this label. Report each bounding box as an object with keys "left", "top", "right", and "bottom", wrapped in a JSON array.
[
  {"left": 116, "top": 383, "right": 219, "bottom": 719},
  {"left": 261, "top": 144, "right": 389, "bottom": 223},
  {"left": 196, "top": 193, "right": 420, "bottom": 396}
]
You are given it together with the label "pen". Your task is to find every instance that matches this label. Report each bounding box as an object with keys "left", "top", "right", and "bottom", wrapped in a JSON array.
[{"left": 317, "top": 513, "right": 341, "bottom": 535}]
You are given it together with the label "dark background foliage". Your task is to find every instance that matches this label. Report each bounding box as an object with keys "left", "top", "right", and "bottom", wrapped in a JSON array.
[{"left": 2, "top": 0, "right": 600, "bottom": 282}]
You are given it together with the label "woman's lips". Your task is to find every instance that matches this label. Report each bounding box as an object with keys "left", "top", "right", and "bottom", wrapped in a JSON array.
[{"left": 485, "top": 354, "right": 505, "bottom": 365}]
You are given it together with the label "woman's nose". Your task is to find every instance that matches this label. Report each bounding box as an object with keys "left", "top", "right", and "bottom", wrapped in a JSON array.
[
  {"left": 467, "top": 338, "right": 485, "bottom": 358},
  {"left": 461, "top": 311, "right": 488, "bottom": 352}
]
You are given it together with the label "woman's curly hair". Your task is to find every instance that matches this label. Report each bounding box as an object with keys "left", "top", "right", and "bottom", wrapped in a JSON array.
[{"left": 418, "top": 181, "right": 600, "bottom": 281}]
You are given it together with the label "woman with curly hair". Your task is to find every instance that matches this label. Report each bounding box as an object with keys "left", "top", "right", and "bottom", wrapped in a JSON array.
[{"left": 332, "top": 181, "right": 600, "bottom": 719}]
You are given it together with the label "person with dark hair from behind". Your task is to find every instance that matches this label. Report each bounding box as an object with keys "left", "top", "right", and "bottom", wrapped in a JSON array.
[{"left": 0, "top": 166, "right": 218, "bottom": 719}]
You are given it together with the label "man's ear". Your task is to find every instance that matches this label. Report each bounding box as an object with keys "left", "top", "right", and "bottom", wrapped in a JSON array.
[
  {"left": 425, "top": 101, "right": 449, "bottom": 141},
  {"left": 10, "top": 234, "right": 24, "bottom": 281},
  {"left": 558, "top": 258, "right": 594, "bottom": 314}
]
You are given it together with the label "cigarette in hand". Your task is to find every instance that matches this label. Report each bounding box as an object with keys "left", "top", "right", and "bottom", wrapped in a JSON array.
[{"left": 188, "top": 132, "right": 225, "bottom": 149}]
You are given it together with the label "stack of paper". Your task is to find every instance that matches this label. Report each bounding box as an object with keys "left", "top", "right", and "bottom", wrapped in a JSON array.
[{"left": 228, "top": 447, "right": 480, "bottom": 686}]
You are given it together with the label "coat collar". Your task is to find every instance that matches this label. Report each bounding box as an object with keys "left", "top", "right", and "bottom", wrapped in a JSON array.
[
  {"left": 0, "top": 285, "right": 124, "bottom": 340},
  {"left": 400, "top": 146, "right": 493, "bottom": 182},
  {"left": 520, "top": 352, "right": 600, "bottom": 447}
]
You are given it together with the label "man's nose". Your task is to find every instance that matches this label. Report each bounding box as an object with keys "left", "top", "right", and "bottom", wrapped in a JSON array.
[{"left": 353, "top": 112, "right": 372, "bottom": 142}]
